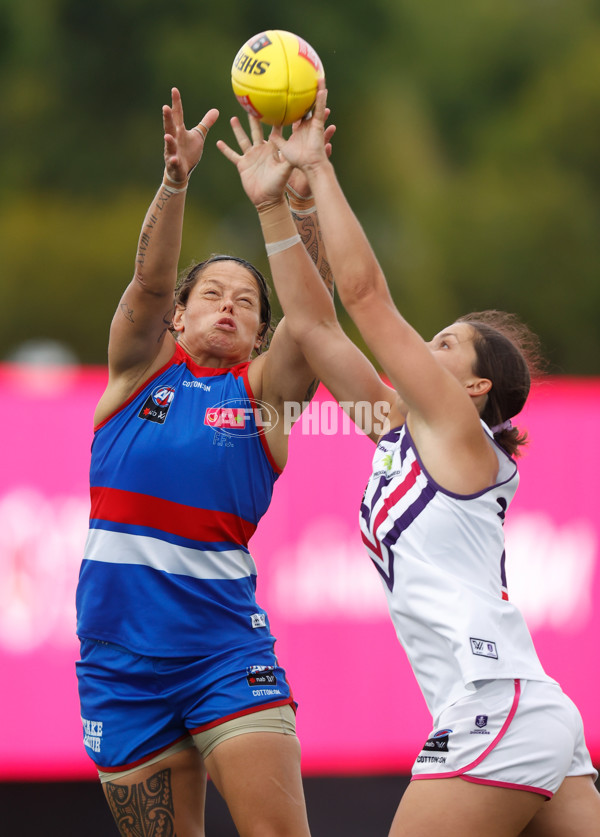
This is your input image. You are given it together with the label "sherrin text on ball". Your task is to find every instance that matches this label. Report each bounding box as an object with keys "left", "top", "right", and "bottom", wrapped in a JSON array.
[{"left": 231, "top": 30, "right": 324, "bottom": 127}]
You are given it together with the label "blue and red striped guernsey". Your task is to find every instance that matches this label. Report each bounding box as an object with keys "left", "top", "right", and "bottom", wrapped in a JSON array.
[{"left": 76, "top": 344, "right": 281, "bottom": 656}]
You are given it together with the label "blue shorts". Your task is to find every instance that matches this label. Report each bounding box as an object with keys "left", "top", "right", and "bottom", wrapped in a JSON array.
[{"left": 76, "top": 637, "right": 295, "bottom": 771}]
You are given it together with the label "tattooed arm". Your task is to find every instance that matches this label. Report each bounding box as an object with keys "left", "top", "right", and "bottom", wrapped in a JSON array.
[
  {"left": 286, "top": 138, "right": 335, "bottom": 300},
  {"left": 94, "top": 89, "right": 218, "bottom": 425},
  {"left": 289, "top": 197, "right": 334, "bottom": 298},
  {"left": 286, "top": 166, "right": 335, "bottom": 403}
]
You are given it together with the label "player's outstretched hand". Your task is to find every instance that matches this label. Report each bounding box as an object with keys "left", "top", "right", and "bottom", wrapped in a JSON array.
[
  {"left": 270, "top": 82, "right": 330, "bottom": 177},
  {"left": 217, "top": 114, "right": 293, "bottom": 209},
  {"left": 286, "top": 99, "right": 336, "bottom": 199},
  {"left": 163, "top": 87, "right": 219, "bottom": 185}
]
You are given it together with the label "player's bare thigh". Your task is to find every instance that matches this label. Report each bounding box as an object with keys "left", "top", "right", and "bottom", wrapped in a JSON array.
[
  {"left": 205, "top": 731, "right": 311, "bottom": 837},
  {"left": 389, "top": 776, "right": 546, "bottom": 837},
  {"left": 102, "top": 745, "right": 207, "bottom": 837},
  {"left": 520, "top": 775, "right": 600, "bottom": 837}
]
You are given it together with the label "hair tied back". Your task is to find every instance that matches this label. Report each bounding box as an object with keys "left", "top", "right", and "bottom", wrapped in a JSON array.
[{"left": 491, "top": 419, "right": 513, "bottom": 434}]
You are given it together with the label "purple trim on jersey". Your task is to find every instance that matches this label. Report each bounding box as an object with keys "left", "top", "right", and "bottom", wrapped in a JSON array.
[
  {"left": 377, "top": 424, "right": 405, "bottom": 444},
  {"left": 360, "top": 430, "right": 437, "bottom": 592},
  {"left": 365, "top": 428, "right": 408, "bottom": 513},
  {"left": 383, "top": 424, "right": 515, "bottom": 601},
  {"left": 500, "top": 549, "right": 509, "bottom": 600},
  {"left": 405, "top": 423, "right": 517, "bottom": 500},
  {"left": 380, "top": 480, "right": 437, "bottom": 555},
  {"left": 360, "top": 428, "right": 406, "bottom": 523}
]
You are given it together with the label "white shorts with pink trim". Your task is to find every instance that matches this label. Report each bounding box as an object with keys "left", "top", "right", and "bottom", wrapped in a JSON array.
[{"left": 411, "top": 679, "right": 597, "bottom": 798}]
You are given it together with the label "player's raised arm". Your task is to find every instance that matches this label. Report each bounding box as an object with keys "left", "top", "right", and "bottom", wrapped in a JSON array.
[
  {"left": 96, "top": 89, "right": 218, "bottom": 423},
  {"left": 270, "top": 86, "right": 481, "bottom": 438},
  {"left": 218, "top": 114, "right": 396, "bottom": 442},
  {"left": 284, "top": 115, "right": 336, "bottom": 302}
]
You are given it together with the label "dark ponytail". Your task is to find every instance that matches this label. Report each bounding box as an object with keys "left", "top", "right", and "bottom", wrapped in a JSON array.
[{"left": 458, "top": 311, "right": 545, "bottom": 457}]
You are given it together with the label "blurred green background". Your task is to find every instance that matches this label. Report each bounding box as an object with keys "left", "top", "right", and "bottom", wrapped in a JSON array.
[{"left": 3, "top": 0, "right": 600, "bottom": 373}]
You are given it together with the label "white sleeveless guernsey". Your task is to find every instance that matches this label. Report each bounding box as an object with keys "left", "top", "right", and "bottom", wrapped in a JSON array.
[{"left": 359, "top": 422, "right": 553, "bottom": 720}]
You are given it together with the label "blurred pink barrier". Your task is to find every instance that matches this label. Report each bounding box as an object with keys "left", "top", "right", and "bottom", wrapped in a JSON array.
[{"left": 0, "top": 366, "right": 598, "bottom": 779}]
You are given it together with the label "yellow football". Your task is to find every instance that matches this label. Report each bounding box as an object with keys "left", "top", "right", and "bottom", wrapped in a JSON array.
[{"left": 231, "top": 30, "right": 324, "bottom": 127}]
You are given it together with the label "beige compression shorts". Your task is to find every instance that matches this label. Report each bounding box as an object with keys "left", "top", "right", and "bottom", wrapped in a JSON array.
[{"left": 97, "top": 703, "right": 296, "bottom": 784}]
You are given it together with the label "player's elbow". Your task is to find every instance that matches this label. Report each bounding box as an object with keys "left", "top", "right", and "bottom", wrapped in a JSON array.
[
  {"left": 339, "top": 268, "right": 382, "bottom": 311},
  {"left": 288, "top": 314, "right": 336, "bottom": 354},
  {"left": 132, "top": 269, "right": 176, "bottom": 299}
]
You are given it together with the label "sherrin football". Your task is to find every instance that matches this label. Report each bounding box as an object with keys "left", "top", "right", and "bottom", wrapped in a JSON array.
[{"left": 231, "top": 30, "right": 324, "bottom": 127}]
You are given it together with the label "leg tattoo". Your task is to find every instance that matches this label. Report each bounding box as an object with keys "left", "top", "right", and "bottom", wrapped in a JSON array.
[{"left": 105, "top": 768, "right": 176, "bottom": 837}]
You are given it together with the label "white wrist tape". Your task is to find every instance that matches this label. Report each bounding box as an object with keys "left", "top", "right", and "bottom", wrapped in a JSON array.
[
  {"left": 290, "top": 204, "right": 317, "bottom": 216},
  {"left": 162, "top": 181, "right": 188, "bottom": 195},
  {"left": 286, "top": 183, "right": 314, "bottom": 201},
  {"left": 265, "top": 234, "right": 302, "bottom": 257}
]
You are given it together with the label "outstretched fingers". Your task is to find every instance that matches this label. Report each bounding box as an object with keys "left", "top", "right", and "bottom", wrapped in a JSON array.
[
  {"left": 323, "top": 122, "right": 336, "bottom": 159},
  {"left": 227, "top": 113, "right": 268, "bottom": 154},
  {"left": 228, "top": 116, "right": 253, "bottom": 153},
  {"left": 248, "top": 114, "right": 266, "bottom": 147},
  {"left": 196, "top": 107, "right": 220, "bottom": 136},
  {"left": 310, "top": 85, "right": 328, "bottom": 131},
  {"left": 170, "top": 87, "right": 184, "bottom": 125},
  {"left": 217, "top": 114, "right": 267, "bottom": 165},
  {"left": 161, "top": 88, "right": 220, "bottom": 181},
  {"left": 216, "top": 137, "right": 240, "bottom": 165},
  {"left": 162, "top": 103, "right": 176, "bottom": 140}
]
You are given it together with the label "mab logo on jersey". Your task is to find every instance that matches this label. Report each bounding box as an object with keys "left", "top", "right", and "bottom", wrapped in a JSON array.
[{"left": 138, "top": 386, "right": 176, "bottom": 424}]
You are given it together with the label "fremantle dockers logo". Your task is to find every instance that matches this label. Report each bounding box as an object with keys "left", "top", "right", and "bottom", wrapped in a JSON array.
[
  {"left": 204, "top": 397, "right": 279, "bottom": 438},
  {"left": 470, "top": 637, "right": 499, "bottom": 659}
]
